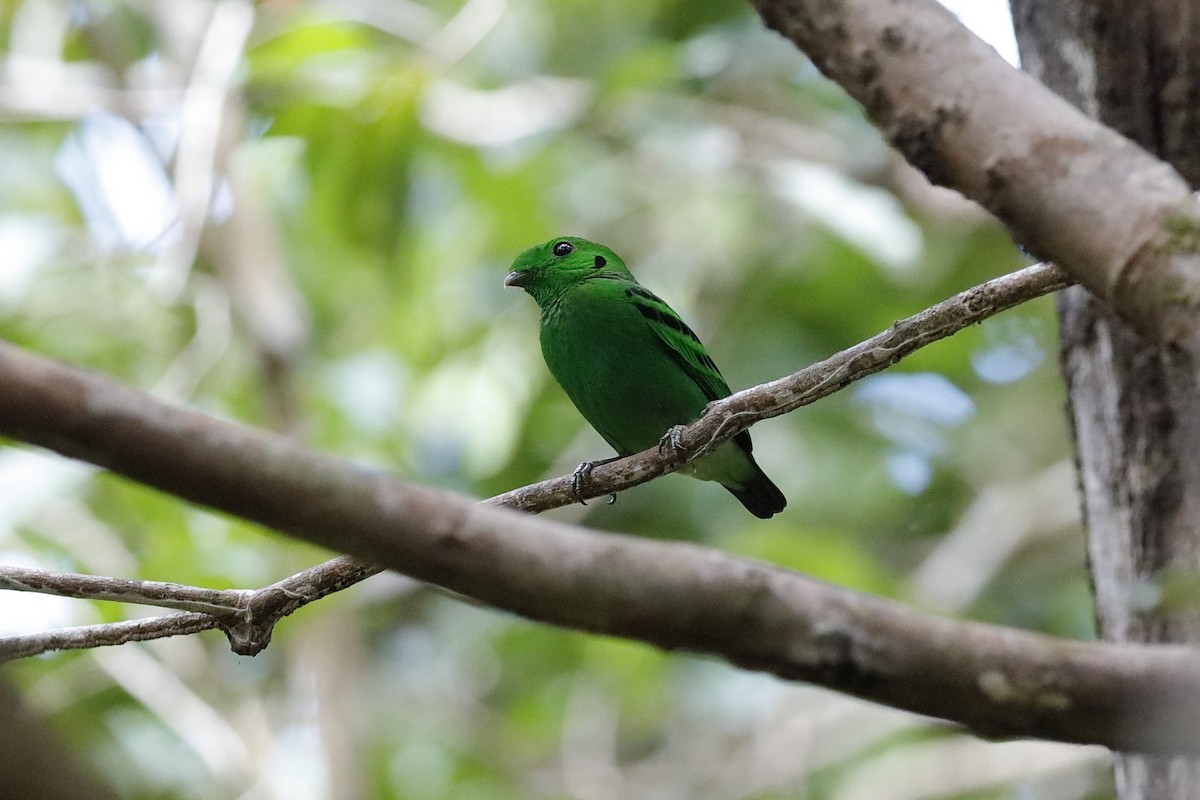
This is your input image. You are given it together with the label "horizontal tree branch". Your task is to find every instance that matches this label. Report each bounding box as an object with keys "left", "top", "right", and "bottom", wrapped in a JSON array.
[
  {"left": 0, "top": 261, "right": 1193, "bottom": 754},
  {"left": 0, "top": 613, "right": 222, "bottom": 662},
  {"left": 0, "top": 566, "right": 248, "bottom": 615},
  {"left": 0, "top": 557, "right": 383, "bottom": 657},
  {"left": 748, "top": 0, "right": 1200, "bottom": 350}
]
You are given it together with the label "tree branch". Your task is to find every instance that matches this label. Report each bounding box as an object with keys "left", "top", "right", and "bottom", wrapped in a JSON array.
[
  {"left": 5, "top": 261, "right": 1195, "bottom": 755},
  {"left": 494, "top": 261, "right": 1071, "bottom": 510},
  {"left": 0, "top": 557, "right": 382, "bottom": 658},
  {"left": 0, "top": 565, "right": 248, "bottom": 615},
  {"left": 748, "top": 0, "right": 1200, "bottom": 350},
  {"left": 0, "top": 613, "right": 222, "bottom": 662}
]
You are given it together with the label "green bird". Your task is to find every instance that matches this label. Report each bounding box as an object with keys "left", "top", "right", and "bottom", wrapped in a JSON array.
[{"left": 505, "top": 236, "right": 786, "bottom": 519}]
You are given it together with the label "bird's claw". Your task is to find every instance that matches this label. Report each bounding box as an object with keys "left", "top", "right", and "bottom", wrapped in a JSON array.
[
  {"left": 571, "top": 458, "right": 621, "bottom": 507},
  {"left": 571, "top": 462, "right": 594, "bottom": 505},
  {"left": 658, "top": 425, "right": 689, "bottom": 462}
]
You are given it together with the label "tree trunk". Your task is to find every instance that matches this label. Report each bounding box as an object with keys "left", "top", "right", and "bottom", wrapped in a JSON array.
[{"left": 1009, "top": 2, "right": 1200, "bottom": 797}]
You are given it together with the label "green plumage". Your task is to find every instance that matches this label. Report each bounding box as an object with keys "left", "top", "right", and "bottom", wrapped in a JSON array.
[{"left": 505, "top": 236, "right": 786, "bottom": 519}]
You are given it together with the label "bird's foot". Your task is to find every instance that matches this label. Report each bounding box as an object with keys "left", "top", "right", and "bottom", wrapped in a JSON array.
[
  {"left": 571, "top": 458, "right": 620, "bottom": 506},
  {"left": 657, "top": 425, "right": 689, "bottom": 462}
]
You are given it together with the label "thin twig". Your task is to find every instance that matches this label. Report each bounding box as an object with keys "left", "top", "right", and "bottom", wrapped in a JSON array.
[
  {"left": 0, "top": 261, "right": 1068, "bottom": 661},
  {"left": 0, "top": 557, "right": 383, "bottom": 658},
  {"left": 0, "top": 566, "right": 247, "bottom": 614},
  {"left": 0, "top": 614, "right": 222, "bottom": 662}
]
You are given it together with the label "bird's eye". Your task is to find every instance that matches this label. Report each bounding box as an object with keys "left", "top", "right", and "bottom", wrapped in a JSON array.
[{"left": 552, "top": 241, "right": 574, "bottom": 257}]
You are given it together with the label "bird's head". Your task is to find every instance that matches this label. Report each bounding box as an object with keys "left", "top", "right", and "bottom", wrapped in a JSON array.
[{"left": 504, "top": 237, "right": 631, "bottom": 306}]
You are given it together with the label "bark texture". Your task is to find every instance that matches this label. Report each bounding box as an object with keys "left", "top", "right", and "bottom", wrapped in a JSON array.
[
  {"left": 1010, "top": 2, "right": 1200, "bottom": 797},
  {"left": 749, "top": 0, "right": 1200, "bottom": 348}
]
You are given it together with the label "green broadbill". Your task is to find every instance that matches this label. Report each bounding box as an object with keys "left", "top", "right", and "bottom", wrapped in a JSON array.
[{"left": 505, "top": 236, "right": 786, "bottom": 519}]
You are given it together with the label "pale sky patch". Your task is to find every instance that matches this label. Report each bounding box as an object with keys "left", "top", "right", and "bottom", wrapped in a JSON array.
[{"left": 939, "top": 0, "right": 1020, "bottom": 66}]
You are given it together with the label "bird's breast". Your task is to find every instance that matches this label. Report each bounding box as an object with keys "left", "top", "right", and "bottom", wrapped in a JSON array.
[{"left": 538, "top": 287, "right": 709, "bottom": 453}]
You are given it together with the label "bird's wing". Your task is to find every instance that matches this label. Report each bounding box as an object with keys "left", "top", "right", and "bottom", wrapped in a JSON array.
[{"left": 623, "top": 283, "right": 755, "bottom": 454}]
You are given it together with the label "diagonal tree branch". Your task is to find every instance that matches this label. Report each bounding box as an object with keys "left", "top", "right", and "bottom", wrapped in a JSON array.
[
  {"left": 748, "top": 0, "right": 1200, "bottom": 350},
  {"left": 493, "top": 261, "right": 1071, "bottom": 510},
  {"left": 10, "top": 262, "right": 1200, "bottom": 755},
  {"left": 0, "top": 263, "right": 1067, "bottom": 659}
]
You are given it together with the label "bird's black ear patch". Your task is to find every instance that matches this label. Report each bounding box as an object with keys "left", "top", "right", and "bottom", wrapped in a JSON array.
[{"left": 593, "top": 255, "right": 606, "bottom": 269}]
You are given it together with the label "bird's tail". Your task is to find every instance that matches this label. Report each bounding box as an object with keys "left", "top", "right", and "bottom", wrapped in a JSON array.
[{"left": 725, "top": 469, "right": 787, "bottom": 519}]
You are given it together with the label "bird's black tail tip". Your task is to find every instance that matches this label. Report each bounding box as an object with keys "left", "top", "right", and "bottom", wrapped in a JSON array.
[{"left": 726, "top": 474, "right": 787, "bottom": 519}]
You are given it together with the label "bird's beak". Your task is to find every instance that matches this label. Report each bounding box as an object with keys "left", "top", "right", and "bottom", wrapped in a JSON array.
[{"left": 504, "top": 270, "right": 530, "bottom": 288}]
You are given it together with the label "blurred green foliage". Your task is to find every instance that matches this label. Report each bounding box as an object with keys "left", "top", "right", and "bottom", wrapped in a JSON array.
[{"left": 0, "top": 0, "right": 1105, "bottom": 798}]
